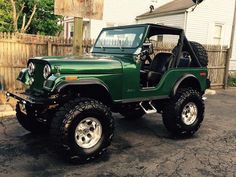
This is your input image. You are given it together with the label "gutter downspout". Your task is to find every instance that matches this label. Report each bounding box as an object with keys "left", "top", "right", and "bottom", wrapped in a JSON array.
[
  {"left": 183, "top": 10, "right": 189, "bottom": 33},
  {"left": 224, "top": 0, "right": 236, "bottom": 88}
]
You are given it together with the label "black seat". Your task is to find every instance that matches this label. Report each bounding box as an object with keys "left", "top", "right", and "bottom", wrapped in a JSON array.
[
  {"left": 147, "top": 52, "right": 173, "bottom": 86},
  {"left": 178, "top": 57, "right": 191, "bottom": 67}
]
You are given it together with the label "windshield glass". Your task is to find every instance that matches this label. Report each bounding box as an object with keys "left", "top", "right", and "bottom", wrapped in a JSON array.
[{"left": 95, "top": 27, "right": 145, "bottom": 48}]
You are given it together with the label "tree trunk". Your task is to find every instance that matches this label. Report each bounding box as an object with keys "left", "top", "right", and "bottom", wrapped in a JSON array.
[
  {"left": 21, "top": 4, "right": 37, "bottom": 33},
  {"left": 10, "top": 0, "right": 37, "bottom": 33},
  {"left": 10, "top": 0, "right": 18, "bottom": 32}
]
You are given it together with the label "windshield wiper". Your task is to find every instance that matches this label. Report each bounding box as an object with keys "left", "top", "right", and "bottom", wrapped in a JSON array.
[
  {"left": 118, "top": 39, "right": 124, "bottom": 51},
  {"left": 100, "top": 42, "right": 105, "bottom": 51}
]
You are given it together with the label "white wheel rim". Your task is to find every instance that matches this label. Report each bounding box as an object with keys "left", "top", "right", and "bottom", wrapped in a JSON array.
[
  {"left": 181, "top": 102, "right": 198, "bottom": 125},
  {"left": 74, "top": 117, "right": 102, "bottom": 149}
]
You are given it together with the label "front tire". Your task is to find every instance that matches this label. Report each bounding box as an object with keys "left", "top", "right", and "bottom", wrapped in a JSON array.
[
  {"left": 162, "top": 88, "right": 204, "bottom": 136},
  {"left": 50, "top": 98, "right": 114, "bottom": 163}
]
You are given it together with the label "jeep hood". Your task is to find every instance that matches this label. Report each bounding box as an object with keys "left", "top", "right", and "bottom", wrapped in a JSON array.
[{"left": 30, "top": 55, "right": 123, "bottom": 74}]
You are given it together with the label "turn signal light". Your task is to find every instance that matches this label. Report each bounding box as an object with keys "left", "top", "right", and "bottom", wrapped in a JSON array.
[{"left": 65, "top": 76, "right": 78, "bottom": 81}]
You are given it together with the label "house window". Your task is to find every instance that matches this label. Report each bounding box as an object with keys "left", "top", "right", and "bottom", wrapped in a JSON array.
[
  {"left": 157, "top": 35, "right": 163, "bottom": 42},
  {"left": 70, "top": 23, "right": 74, "bottom": 38},
  {"left": 213, "top": 24, "right": 222, "bottom": 45},
  {"left": 156, "top": 23, "right": 164, "bottom": 42}
]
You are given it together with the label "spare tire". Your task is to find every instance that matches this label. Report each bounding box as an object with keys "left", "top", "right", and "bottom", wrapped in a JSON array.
[{"left": 189, "top": 41, "right": 208, "bottom": 67}]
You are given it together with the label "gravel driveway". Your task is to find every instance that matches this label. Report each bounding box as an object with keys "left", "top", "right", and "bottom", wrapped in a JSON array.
[{"left": 0, "top": 89, "right": 235, "bottom": 177}]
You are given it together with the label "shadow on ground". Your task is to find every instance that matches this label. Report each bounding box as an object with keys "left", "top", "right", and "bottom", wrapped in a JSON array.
[{"left": 0, "top": 89, "right": 235, "bottom": 177}]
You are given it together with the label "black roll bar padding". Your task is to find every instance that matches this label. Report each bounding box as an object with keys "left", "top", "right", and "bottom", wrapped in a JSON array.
[{"left": 172, "top": 31, "right": 185, "bottom": 68}]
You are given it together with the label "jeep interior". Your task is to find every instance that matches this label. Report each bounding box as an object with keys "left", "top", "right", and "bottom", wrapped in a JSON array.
[{"left": 140, "top": 27, "right": 192, "bottom": 88}]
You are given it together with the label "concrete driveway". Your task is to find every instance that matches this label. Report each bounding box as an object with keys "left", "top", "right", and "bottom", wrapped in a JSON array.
[{"left": 0, "top": 89, "right": 235, "bottom": 177}]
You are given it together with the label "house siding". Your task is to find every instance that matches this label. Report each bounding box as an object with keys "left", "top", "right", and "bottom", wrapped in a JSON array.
[
  {"left": 231, "top": 32, "right": 236, "bottom": 71},
  {"left": 136, "top": 0, "right": 236, "bottom": 70},
  {"left": 136, "top": 13, "right": 186, "bottom": 29},
  {"left": 185, "top": 0, "right": 234, "bottom": 47},
  {"left": 63, "top": 0, "right": 173, "bottom": 40}
]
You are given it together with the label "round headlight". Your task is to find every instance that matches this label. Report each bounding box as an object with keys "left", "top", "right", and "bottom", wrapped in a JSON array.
[
  {"left": 43, "top": 64, "right": 51, "bottom": 79},
  {"left": 28, "top": 62, "right": 35, "bottom": 76}
]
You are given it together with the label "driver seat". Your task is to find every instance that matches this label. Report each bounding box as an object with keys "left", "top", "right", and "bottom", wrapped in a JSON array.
[{"left": 147, "top": 52, "right": 173, "bottom": 86}]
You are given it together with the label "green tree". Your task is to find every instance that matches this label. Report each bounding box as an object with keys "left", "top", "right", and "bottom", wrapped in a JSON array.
[
  {"left": 10, "top": 0, "right": 37, "bottom": 33},
  {"left": 19, "top": 0, "right": 63, "bottom": 35},
  {"left": 0, "top": 0, "right": 13, "bottom": 32},
  {"left": 0, "top": 0, "right": 62, "bottom": 35}
]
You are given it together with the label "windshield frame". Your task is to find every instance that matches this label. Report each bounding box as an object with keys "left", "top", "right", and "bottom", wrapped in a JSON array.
[{"left": 93, "top": 25, "right": 147, "bottom": 50}]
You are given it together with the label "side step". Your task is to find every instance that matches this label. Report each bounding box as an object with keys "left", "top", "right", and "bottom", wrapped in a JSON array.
[{"left": 139, "top": 101, "right": 157, "bottom": 114}]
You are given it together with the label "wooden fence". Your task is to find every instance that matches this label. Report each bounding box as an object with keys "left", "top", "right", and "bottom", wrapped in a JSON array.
[
  {"left": 0, "top": 32, "right": 229, "bottom": 91},
  {"left": 206, "top": 45, "right": 228, "bottom": 88},
  {"left": 0, "top": 33, "right": 93, "bottom": 91}
]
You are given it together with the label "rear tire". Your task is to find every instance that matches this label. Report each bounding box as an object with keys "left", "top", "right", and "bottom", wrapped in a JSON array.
[
  {"left": 162, "top": 88, "right": 204, "bottom": 136},
  {"left": 172, "top": 41, "right": 208, "bottom": 67},
  {"left": 189, "top": 41, "right": 208, "bottom": 67},
  {"left": 16, "top": 102, "right": 51, "bottom": 134},
  {"left": 50, "top": 98, "right": 114, "bottom": 163}
]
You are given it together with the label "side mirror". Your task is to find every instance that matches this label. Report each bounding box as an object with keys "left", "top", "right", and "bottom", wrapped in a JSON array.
[{"left": 192, "top": 0, "right": 203, "bottom": 4}]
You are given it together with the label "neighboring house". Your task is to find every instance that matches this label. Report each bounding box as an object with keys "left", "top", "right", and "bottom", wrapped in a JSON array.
[
  {"left": 62, "top": 0, "right": 174, "bottom": 40},
  {"left": 136, "top": 0, "right": 236, "bottom": 71}
]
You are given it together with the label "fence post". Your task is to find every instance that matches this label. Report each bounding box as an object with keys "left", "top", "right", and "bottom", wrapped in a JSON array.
[
  {"left": 73, "top": 17, "right": 83, "bottom": 55},
  {"left": 48, "top": 40, "right": 52, "bottom": 56},
  {"left": 224, "top": 49, "right": 231, "bottom": 89}
]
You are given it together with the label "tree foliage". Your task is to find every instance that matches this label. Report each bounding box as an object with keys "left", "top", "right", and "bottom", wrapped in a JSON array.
[
  {"left": 10, "top": 0, "right": 37, "bottom": 33},
  {"left": 0, "top": 0, "right": 13, "bottom": 32},
  {"left": 0, "top": 0, "right": 63, "bottom": 35},
  {"left": 29, "top": 0, "right": 63, "bottom": 35},
  {"left": 19, "top": 0, "right": 63, "bottom": 35}
]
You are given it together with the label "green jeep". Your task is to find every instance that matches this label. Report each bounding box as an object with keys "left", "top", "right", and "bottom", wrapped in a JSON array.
[{"left": 7, "top": 23, "right": 209, "bottom": 162}]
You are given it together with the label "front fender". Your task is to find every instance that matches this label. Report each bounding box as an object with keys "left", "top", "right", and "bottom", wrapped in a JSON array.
[
  {"left": 55, "top": 79, "right": 110, "bottom": 93},
  {"left": 50, "top": 78, "right": 113, "bottom": 105},
  {"left": 43, "top": 75, "right": 109, "bottom": 93},
  {"left": 17, "top": 68, "right": 31, "bottom": 86}
]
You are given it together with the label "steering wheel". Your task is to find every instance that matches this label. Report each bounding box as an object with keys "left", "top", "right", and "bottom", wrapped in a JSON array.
[
  {"left": 140, "top": 51, "right": 153, "bottom": 71},
  {"left": 140, "top": 41, "right": 154, "bottom": 61}
]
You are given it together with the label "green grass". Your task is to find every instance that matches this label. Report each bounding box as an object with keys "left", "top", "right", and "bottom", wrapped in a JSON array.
[{"left": 228, "top": 75, "right": 236, "bottom": 87}]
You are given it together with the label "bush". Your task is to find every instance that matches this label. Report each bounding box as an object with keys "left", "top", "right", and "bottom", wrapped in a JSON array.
[{"left": 228, "top": 74, "right": 236, "bottom": 87}]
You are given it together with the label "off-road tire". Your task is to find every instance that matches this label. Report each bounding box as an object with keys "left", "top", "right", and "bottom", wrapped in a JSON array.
[
  {"left": 120, "top": 108, "right": 145, "bottom": 120},
  {"left": 50, "top": 98, "right": 114, "bottom": 163},
  {"left": 162, "top": 88, "right": 204, "bottom": 136},
  {"left": 189, "top": 41, "right": 208, "bottom": 67},
  {"left": 16, "top": 102, "right": 51, "bottom": 134}
]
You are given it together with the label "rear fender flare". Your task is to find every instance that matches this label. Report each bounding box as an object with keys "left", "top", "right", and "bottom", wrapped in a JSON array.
[{"left": 171, "top": 74, "right": 201, "bottom": 97}]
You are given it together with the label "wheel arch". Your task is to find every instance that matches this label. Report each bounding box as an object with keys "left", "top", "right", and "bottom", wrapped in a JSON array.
[
  {"left": 171, "top": 74, "right": 202, "bottom": 97},
  {"left": 55, "top": 79, "right": 113, "bottom": 106}
]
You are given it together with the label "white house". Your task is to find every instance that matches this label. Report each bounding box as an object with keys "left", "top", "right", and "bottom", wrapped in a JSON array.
[
  {"left": 136, "top": 0, "right": 236, "bottom": 71},
  {"left": 62, "top": 0, "right": 174, "bottom": 40}
]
